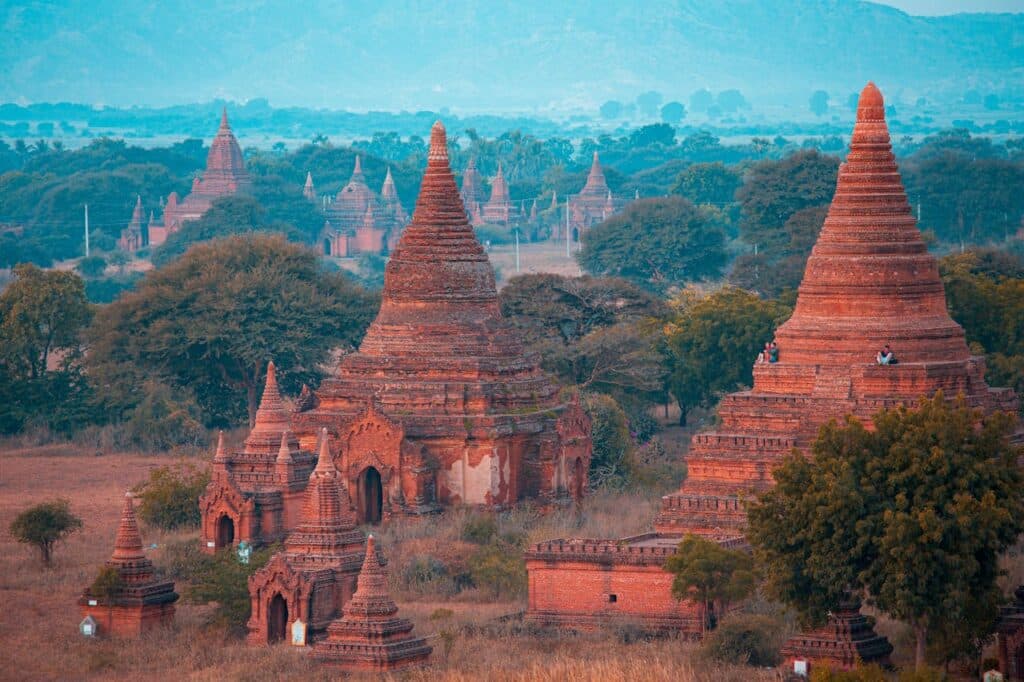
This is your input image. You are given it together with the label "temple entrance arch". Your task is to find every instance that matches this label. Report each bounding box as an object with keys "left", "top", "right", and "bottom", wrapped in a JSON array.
[
  {"left": 573, "top": 458, "right": 585, "bottom": 500},
  {"left": 268, "top": 593, "right": 288, "bottom": 643},
  {"left": 216, "top": 514, "right": 235, "bottom": 549},
  {"left": 357, "top": 467, "right": 383, "bottom": 525},
  {"left": 323, "top": 239, "right": 331, "bottom": 256}
]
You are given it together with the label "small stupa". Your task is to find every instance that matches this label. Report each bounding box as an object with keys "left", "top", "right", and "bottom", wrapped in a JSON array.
[
  {"left": 312, "top": 535, "right": 432, "bottom": 671},
  {"left": 79, "top": 493, "right": 178, "bottom": 637}
]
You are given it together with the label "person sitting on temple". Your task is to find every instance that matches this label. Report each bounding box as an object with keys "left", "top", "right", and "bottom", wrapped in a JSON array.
[
  {"left": 757, "top": 342, "right": 770, "bottom": 364},
  {"left": 768, "top": 342, "right": 779, "bottom": 363},
  {"left": 876, "top": 344, "right": 897, "bottom": 365}
]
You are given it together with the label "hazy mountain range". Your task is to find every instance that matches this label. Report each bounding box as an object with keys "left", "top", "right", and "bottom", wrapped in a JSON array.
[{"left": 2, "top": 0, "right": 1021, "bottom": 113}]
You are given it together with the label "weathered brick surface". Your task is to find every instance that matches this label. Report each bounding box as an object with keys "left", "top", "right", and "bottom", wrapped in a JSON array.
[
  {"left": 655, "top": 82, "right": 1022, "bottom": 540},
  {"left": 781, "top": 599, "right": 893, "bottom": 674},
  {"left": 79, "top": 494, "right": 178, "bottom": 637}
]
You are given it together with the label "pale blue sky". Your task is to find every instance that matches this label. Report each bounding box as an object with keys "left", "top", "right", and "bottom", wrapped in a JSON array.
[{"left": 880, "top": 0, "right": 1022, "bottom": 14}]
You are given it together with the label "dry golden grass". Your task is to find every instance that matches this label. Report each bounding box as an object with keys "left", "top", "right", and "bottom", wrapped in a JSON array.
[{"left": 0, "top": 443, "right": 775, "bottom": 681}]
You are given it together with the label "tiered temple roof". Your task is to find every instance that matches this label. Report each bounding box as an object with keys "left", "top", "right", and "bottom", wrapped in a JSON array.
[
  {"left": 567, "top": 152, "right": 614, "bottom": 240},
  {"left": 118, "top": 195, "right": 145, "bottom": 252},
  {"left": 247, "top": 430, "right": 365, "bottom": 644},
  {"left": 79, "top": 494, "right": 178, "bottom": 636},
  {"left": 655, "top": 82, "right": 1021, "bottom": 540},
  {"left": 482, "top": 162, "right": 513, "bottom": 225},
  {"left": 460, "top": 157, "right": 485, "bottom": 226},
  {"left": 294, "top": 120, "right": 591, "bottom": 513},
  {"left": 323, "top": 159, "right": 407, "bottom": 255},
  {"left": 780, "top": 599, "right": 893, "bottom": 673},
  {"left": 148, "top": 109, "right": 252, "bottom": 246},
  {"left": 313, "top": 535, "right": 431, "bottom": 671}
]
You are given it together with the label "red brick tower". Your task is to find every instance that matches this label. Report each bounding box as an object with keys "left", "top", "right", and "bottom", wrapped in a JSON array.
[
  {"left": 199, "top": 361, "right": 316, "bottom": 551},
  {"left": 79, "top": 493, "right": 178, "bottom": 637},
  {"left": 248, "top": 430, "right": 366, "bottom": 645},
  {"left": 149, "top": 109, "right": 252, "bottom": 246},
  {"left": 459, "top": 157, "right": 485, "bottom": 226},
  {"left": 483, "top": 161, "right": 512, "bottom": 225},
  {"left": 655, "top": 82, "right": 1020, "bottom": 540},
  {"left": 293, "top": 121, "right": 591, "bottom": 520},
  {"left": 118, "top": 195, "right": 145, "bottom": 252},
  {"left": 380, "top": 167, "right": 408, "bottom": 250},
  {"left": 304, "top": 171, "right": 317, "bottom": 202},
  {"left": 568, "top": 152, "right": 613, "bottom": 240},
  {"left": 313, "top": 535, "right": 431, "bottom": 671}
]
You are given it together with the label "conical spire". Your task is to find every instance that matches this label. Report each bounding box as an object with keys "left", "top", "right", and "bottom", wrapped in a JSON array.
[
  {"left": 214, "top": 429, "right": 228, "bottom": 463},
  {"left": 249, "top": 360, "right": 291, "bottom": 435},
  {"left": 381, "top": 167, "right": 398, "bottom": 201},
  {"left": 359, "top": 119, "right": 499, "bottom": 353},
  {"left": 219, "top": 106, "right": 229, "bottom": 130},
  {"left": 771, "top": 81, "right": 968, "bottom": 366},
  {"left": 111, "top": 493, "right": 145, "bottom": 563},
  {"left": 314, "top": 427, "right": 334, "bottom": 477},
  {"left": 276, "top": 431, "right": 294, "bottom": 464},
  {"left": 304, "top": 171, "right": 316, "bottom": 201},
  {"left": 353, "top": 156, "right": 363, "bottom": 179},
  {"left": 581, "top": 151, "right": 608, "bottom": 196},
  {"left": 343, "top": 534, "right": 398, "bottom": 617},
  {"left": 202, "top": 107, "right": 252, "bottom": 195}
]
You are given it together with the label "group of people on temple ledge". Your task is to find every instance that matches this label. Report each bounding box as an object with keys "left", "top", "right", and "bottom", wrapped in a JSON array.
[
  {"left": 756, "top": 342, "right": 779, "bottom": 364},
  {"left": 876, "top": 344, "right": 899, "bottom": 365}
]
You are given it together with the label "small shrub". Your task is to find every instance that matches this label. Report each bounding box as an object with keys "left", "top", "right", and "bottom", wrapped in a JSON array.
[
  {"left": 9, "top": 498, "right": 83, "bottom": 566},
  {"left": 699, "top": 614, "right": 784, "bottom": 667},
  {"left": 89, "top": 565, "right": 125, "bottom": 603},
  {"left": 187, "top": 544, "right": 277, "bottom": 636},
  {"left": 467, "top": 539, "right": 527, "bottom": 599},
  {"left": 461, "top": 513, "right": 498, "bottom": 544},
  {"left": 400, "top": 554, "right": 455, "bottom": 596},
  {"left": 156, "top": 538, "right": 211, "bottom": 581},
  {"left": 134, "top": 463, "right": 210, "bottom": 530},
  {"left": 76, "top": 255, "right": 107, "bottom": 278}
]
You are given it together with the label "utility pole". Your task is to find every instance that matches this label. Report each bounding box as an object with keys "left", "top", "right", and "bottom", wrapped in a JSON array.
[
  {"left": 514, "top": 226, "right": 520, "bottom": 273},
  {"left": 565, "top": 196, "right": 570, "bottom": 259},
  {"left": 84, "top": 204, "right": 90, "bottom": 257}
]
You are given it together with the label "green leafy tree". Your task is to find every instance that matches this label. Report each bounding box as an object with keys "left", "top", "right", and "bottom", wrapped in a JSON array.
[
  {"left": 730, "top": 204, "right": 829, "bottom": 297},
  {"left": 0, "top": 263, "right": 91, "bottom": 381},
  {"left": 151, "top": 195, "right": 276, "bottom": 267},
  {"left": 10, "top": 499, "right": 83, "bottom": 566},
  {"left": 87, "top": 234, "right": 379, "bottom": 427},
  {"left": 748, "top": 393, "right": 1024, "bottom": 670},
  {"left": 578, "top": 197, "right": 727, "bottom": 291},
  {"left": 665, "top": 287, "right": 791, "bottom": 425},
  {"left": 665, "top": 534, "right": 757, "bottom": 636},
  {"left": 134, "top": 463, "right": 211, "bottom": 530},
  {"left": 76, "top": 255, "right": 107, "bottom": 279},
  {"left": 736, "top": 150, "right": 838, "bottom": 259},
  {"left": 581, "top": 392, "right": 634, "bottom": 488},
  {"left": 670, "top": 162, "right": 742, "bottom": 206},
  {"left": 187, "top": 544, "right": 276, "bottom": 635}
]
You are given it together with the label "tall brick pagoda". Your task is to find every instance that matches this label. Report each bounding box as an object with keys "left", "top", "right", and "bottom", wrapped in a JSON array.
[
  {"left": 322, "top": 159, "right": 408, "bottom": 256},
  {"left": 482, "top": 162, "right": 513, "bottom": 225},
  {"left": 199, "top": 362, "right": 316, "bottom": 552},
  {"left": 460, "top": 157, "right": 486, "bottom": 226},
  {"left": 568, "top": 152, "right": 614, "bottom": 241},
  {"left": 148, "top": 108, "right": 252, "bottom": 246},
  {"left": 527, "top": 82, "right": 1020, "bottom": 637},
  {"left": 654, "top": 81, "right": 1020, "bottom": 540},
  {"left": 303, "top": 171, "right": 317, "bottom": 202},
  {"left": 312, "top": 535, "right": 432, "bottom": 671},
  {"left": 79, "top": 493, "right": 178, "bottom": 637},
  {"left": 248, "top": 431, "right": 366, "bottom": 645},
  {"left": 294, "top": 121, "right": 591, "bottom": 523},
  {"left": 117, "top": 195, "right": 145, "bottom": 252}
]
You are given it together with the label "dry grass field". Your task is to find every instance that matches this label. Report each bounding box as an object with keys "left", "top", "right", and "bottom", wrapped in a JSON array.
[{"left": 0, "top": 442, "right": 777, "bottom": 681}]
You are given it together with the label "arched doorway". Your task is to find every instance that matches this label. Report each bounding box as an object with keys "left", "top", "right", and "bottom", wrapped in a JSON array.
[
  {"left": 216, "top": 515, "right": 235, "bottom": 549},
  {"left": 323, "top": 239, "right": 332, "bottom": 256},
  {"left": 573, "top": 457, "right": 585, "bottom": 500},
  {"left": 357, "top": 467, "right": 383, "bottom": 524},
  {"left": 268, "top": 593, "right": 288, "bottom": 644}
]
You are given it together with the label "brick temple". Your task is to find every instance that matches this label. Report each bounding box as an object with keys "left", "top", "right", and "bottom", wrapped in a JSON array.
[
  {"left": 527, "top": 82, "right": 1020, "bottom": 637},
  {"left": 780, "top": 598, "right": 893, "bottom": 674},
  {"left": 293, "top": 121, "right": 592, "bottom": 522},
  {"left": 79, "top": 493, "right": 178, "bottom": 637},
  {"left": 558, "top": 152, "right": 615, "bottom": 242},
  {"left": 482, "top": 162, "right": 513, "bottom": 225},
  {"left": 312, "top": 535, "right": 432, "bottom": 671},
  {"left": 200, "top": 121, "right": 592, "bottom": 551},
  {"left": 117, "top": 195, "right": 145, "bottom": 253},
  {"left": 247, "top": 431, "right": 365, "bottom": 645},
  {"left": 459, "top": 157, "right": 486, "bottom": 226},
  {"left": 199, "top": 363, "right": 316, "bottom": 552},
  {"left": 321, "top": 159, "right": 408, "bottom": 256}
]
